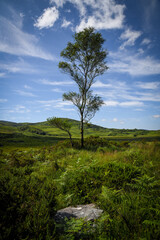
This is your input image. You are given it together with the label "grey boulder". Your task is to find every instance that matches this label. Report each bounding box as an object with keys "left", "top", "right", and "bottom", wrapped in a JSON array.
[{"left": 55, "top": 203, "right": 103, "bottom": 222}]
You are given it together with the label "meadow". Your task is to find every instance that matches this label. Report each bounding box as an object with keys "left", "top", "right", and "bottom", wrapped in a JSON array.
[{"left": 0, "top": 120, "right": 160, "bottom": 239}]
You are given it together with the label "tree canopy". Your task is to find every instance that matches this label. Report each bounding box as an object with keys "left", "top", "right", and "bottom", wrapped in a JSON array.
[{"left": 47, "top": 117, "right": 73, "bottom": 146}]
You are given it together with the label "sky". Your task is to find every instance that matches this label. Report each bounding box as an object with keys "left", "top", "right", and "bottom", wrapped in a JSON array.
[{"left": 0, "top": 0, "right": 160, "bottom": 130}]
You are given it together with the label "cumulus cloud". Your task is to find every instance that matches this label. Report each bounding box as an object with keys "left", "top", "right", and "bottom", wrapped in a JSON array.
[
  {"left": 0, "top": 14, "right": 54, "bottom": 60},
  {"left": 120, "top": 28, "right": 142, "bottom": 49},
  {"left": 75, "top": 0, "right": 125, "bottom": 31},
  {"left": 49, "top": 0, "right": 125, "bottom": 31},
  {"left": 34, "top": 7, "right": 59, "bottom": 29}
]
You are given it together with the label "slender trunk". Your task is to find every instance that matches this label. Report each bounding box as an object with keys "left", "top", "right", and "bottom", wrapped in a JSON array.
[
  {"left": 80, "top": 113, "right": 84, "bottom": 148},
  {"left": 68, "top": 131, "right": 73, "bottom": 147}
]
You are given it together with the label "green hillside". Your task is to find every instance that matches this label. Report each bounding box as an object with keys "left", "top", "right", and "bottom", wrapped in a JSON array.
[{"left": 0, "top": 119, "right": 160, "bottom": 149}]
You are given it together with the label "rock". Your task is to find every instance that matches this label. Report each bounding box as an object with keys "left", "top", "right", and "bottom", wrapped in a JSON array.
[{"left": 55, "top": 203, "right": 103, "bottom": 222}]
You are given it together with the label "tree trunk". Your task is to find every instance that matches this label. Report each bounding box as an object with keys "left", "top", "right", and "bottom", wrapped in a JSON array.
[
  {"left": 68, "top": 132, "right": 73, "bottom": 147},
  {"left": 80, "top": 113, "right": 84, "bottom": 148}
]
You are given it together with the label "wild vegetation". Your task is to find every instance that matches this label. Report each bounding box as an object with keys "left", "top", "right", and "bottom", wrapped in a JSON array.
[{"left": 0, "top": 125, "right": 160, "bottom": 239}]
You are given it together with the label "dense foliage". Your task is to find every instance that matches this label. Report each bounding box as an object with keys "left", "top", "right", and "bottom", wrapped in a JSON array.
[{"left": 0, "top": 138, "right": 160, "bottom": 239}]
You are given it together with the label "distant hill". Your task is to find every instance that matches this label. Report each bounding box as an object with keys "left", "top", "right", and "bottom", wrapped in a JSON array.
[{"left": 0, "top": 119, "right": 160, "bottom": 138}]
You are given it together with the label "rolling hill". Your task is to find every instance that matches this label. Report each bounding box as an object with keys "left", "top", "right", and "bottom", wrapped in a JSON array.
[{"left": 0, "top": 119, "right": 160, "bottom": 148}]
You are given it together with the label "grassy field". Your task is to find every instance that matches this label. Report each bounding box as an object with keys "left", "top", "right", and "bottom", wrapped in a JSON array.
[
  {"left": 0, "top": 119, "right": 160, "bottom": 239},
  {"left": 0, "top": 119, "right": 160, "bottom": 149}
]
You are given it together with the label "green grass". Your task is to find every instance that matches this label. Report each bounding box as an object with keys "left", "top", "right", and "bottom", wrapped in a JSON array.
[
  {"left": 0, "top": 139, "right": 160, "bottom": 239},
  {"left": 0, "top": 119, "right": 160, "bottom": 150}
]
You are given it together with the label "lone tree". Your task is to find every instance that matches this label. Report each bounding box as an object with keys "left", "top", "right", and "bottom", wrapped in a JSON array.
[
  {"left": 47, "top": 117, "right": 73, "bottom": 147},
  {"left": 59, "top": 27, "right": 108, "bottom": 148}
]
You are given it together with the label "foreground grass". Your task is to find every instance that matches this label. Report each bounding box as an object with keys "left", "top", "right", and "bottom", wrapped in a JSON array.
[{"left": 0, "top": 138, "right": 160, "bottom": 239}]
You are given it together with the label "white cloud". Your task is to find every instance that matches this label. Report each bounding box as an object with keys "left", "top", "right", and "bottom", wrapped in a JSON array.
[
  {"left": 109, "top": 51, "right": 160, "bottom": 76},
  {"left": 93, "top": 80, "right": 129, "bottom": 90},
  {"left": 132, "top": 92, "right": 160, "bottom": 102},
  {"left": 94, "top": 79, "right": 160, "bottom": 105},
  {"left": 92, "top": 80, "right": 112, "bottom": 88},
  {"left": 15, "top": 90, "right": 36, "bottom": 97},
  {"left": 59, "top": 107, "right": 75, "bottom": 111},
  {"left": 0, "top": 15, "right": 54, "bottom": 60},
  {"left": 104, "top": 100, "right": 119, "bottom": 107},
  {"left": 110, "top": 118, "right": 124, "bottom": 124},
  {"left": 113, "top": 118, "right": 118, "bottom": 122},
  {"left": 136, "top": 82, "right": 160, "bottom": 90},
  {"left": 101, "top": 118, "right": 107, "bottom": 122},
  {"left": 37, "top": 99, "right": 73, "bottom": 109},
  {"left": 138, "top": 48, "right": 144, "bottom": 55},
  {"left": 119, "top": 101, "right": 144, "bottom": 107},
  {"left": 153, "top": 115, "right": 160, "bottom": 118},
  {"left": 50, "top": 0, "right": 65, "bottom": 8},
  {"left": 0, "top": 72, "right": 5, "bottom": 77},
  {"left": 120, "top": 28, "right": 142, "bottom": 50},
  {"left": 141, "top": 38, "right": 151, "bottom": 45},
  {"left": 143, "top": 0, "right": 158, "bottom": 29},
  {"left": 20, "top": 12, "right": 25, "bottom": 18},
  {"left": 8, "top": 105, "right": 30, "bottom": 113},
  {"left": 50, "top": 0, "right": 125, "bottom": 31},
  {"left": 104, "top": 100, "right": 144, "bottom": 107},
  {"left": 24, "top": 85, "right": 32, "bottom": 89},
  {"left": 39, "top": 79, "right": 74, "bottom": 86},
  {"left": 0, "top": 99, "right": 8, "bottom": 103},
  {"left": 34, "top": 7, "right": 59, "bottom": 29},
  {"left": 51, "top": 88, "right": 64, "bottom": 93},
  {"left": 61, "top": 19, "right": 72, "bottom": 28},
  {"left": 0, "top": 58, "right": 39, "bottom": 74},
  {"left": 76, "top": 0, "right": 125, "bottom": 31}
]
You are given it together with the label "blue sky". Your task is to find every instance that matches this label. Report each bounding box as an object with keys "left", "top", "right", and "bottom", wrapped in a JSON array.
[{"left": 0, "top": 0, "right": 160, "bottom": 130}]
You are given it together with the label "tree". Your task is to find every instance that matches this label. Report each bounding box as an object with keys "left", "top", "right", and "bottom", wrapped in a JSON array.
[
  {"left": 47, "top": 117, "right": 73, "bottom": 147},
  {"left": 59, "top": 27, "right": 108, "bottom": 148}
]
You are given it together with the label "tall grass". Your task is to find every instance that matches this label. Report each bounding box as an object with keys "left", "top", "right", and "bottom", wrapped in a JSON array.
[{"left": 0, "top": 139, "right": 160, "bottom": 239}]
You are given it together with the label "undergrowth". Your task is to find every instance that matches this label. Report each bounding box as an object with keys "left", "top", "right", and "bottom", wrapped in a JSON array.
[{"left": 0, "top": 138, "right": 160, "bottom": 239}]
